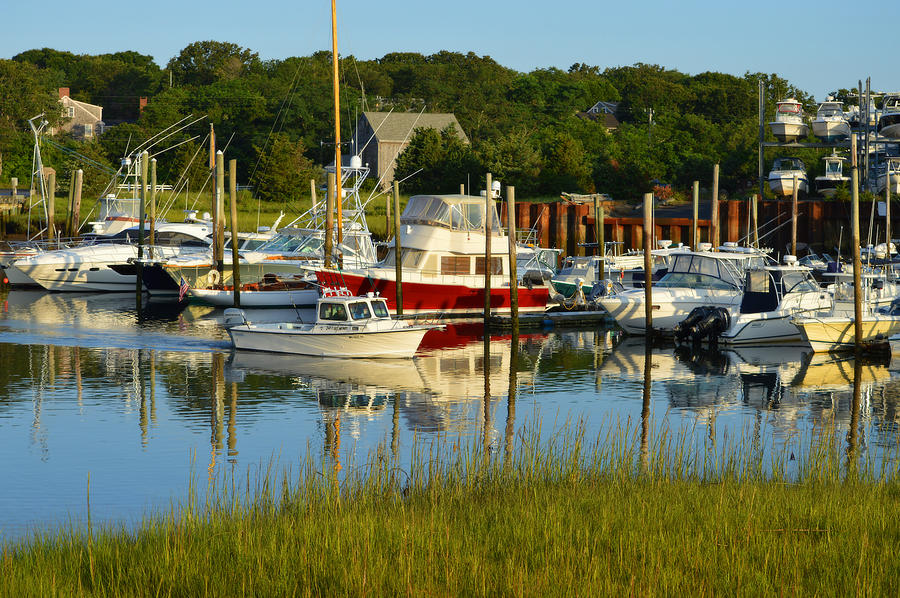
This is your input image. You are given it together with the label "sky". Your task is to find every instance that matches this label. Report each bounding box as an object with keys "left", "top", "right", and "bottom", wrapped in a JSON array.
[{"left": 2, "top": 0, "right": 898, "bottom": 102}]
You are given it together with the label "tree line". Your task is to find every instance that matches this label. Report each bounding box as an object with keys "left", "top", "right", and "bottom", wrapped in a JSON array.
[{"left": 0, "top": 41, "right": 830, "bottom": 205}]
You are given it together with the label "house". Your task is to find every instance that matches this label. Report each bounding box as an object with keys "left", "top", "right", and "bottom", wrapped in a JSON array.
[
  {"left": 354, "top": 111, "right": 469, "bottom": 188},
  {"left": 578, "top": 100, "right": 620, "bottom": 132},
  {"left": 55, "top": 88, "right": 104, "bottom": 140}
]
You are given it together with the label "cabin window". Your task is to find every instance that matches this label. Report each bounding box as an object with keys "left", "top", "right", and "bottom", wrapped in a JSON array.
[
  {"left": 319, "top": 302, "right": 348, "bottom": 321},
  {"left": 400, "top": 248, "right": 425, "bottom": 268},
  {"left": 474, "top": 256, "right": 503, "bottom": 275},
  {"left": 441, "top": 255, "right": 470, "bottom": 275},
  {"left": 746, "top": 270, "right": 769, "bottom": 293},
  {"left": 371, "top": 300, "right": 390, "bottom": 318},
  {"left": 464, "top": 204, "right": 484, "bottom": 229},
  {"left": 349, "top": 301, "right": 371, "bottom": 320}
]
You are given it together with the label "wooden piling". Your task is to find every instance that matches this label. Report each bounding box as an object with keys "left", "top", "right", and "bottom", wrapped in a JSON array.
[
  {"left": 392, "top": 180, "right": 402, "bottom": 315},
  {"left": 850, "top": 135, "right": 863, "bottom": 349},
  {"left": 595, "top": 198, "right": 605, "bottom": 278},
  {"left": 752, "top": 194, "right": 759, "bottom": 246},
  {"left": 229, "top": 159, "right": 240, "bottom": 308},
  {"left": 71, "top": 170, "right": 82, "bottom": 237},
  {"left": 791, "top": 174, "right": 798, "bottom": 257},
  {"left": 484, "top": 173, "right": 493, "bottom": 325},
  {"left": 149, "top": 158, "right": 157, "bottom": 257},
  {"left": 136, "top": 154, "right": 147, "bottom": 309},
  {"left": 643, "top": 192, "right": 653, "bottom": 332},
  {"left": 711, "top": 164, "right": 720, "bottom": 249},
  {"left": 692, "top": 180, "right": 699, "bottom": 248},
  {"left": 506, "top": 185, "right": 518, "bottom": 332},
  {"left": 325, "top": 172, "right": 334, "bottom": 269},
  {"left": 215, "top": 151, "right": 225, "bottom": 277},
  {"left": 310, "top": 179, "right": 317, "bottom": 211},
  {"left": 47, "top": 172, "right": 56, "bottom": 241},
  {"left": 65, "top": 172, "right": 75, "bottom": 236},
  {"left": 460, "top": 183, "right": 465, "bottom": 195}
]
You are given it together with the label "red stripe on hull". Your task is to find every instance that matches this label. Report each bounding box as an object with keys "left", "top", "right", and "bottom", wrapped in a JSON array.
[{"left": 318, "top": 271, "right": 548, "bottom": 315}]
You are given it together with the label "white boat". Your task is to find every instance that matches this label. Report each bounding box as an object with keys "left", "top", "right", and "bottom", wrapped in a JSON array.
[
  {"left": 815, "top": 153, "right": 850, "bottom": 197},
  {"left": 710, "top": 257, "right": 832, "bottom": 345},
  {"left": 769, "top": 98, "right": 809, "bottom": 142},
  {"left": 768, "top": 157, "right": 809, "bottom": 197},
  {"left": 811, "top": 100, "right": 850, "bottom": 142},
  {"left": 792, "top": 284, "right": 900, "bottom": 352},
  {"left": 875, "top": 156, "right": 900, "bottom": 195},
  {"left": 188, "top": 273, "right": 319, "bottom": 307},
  {"left": 225, "top": 290, "right": 442, "bottom": 358},
  {"left": 597, "top": 246, "right": 773, "bottom": 335},
  {"left": 7, "top": 221, "right": 211, "bottom": 292},
  {"left": 876, "top": 94, "right": 900, "bottom": 139}
]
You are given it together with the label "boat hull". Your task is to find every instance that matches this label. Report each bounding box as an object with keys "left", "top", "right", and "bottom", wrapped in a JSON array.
[
  {"left": 768, "top": 174, "right": 808, "bottom": 197},
  {"left": 877, "top": 116, "right": 900, "bottom": 139},
  {"left": 228, "top": 324, "right": 431, "bottom": 358},
  {"left": 320, "top": 270, "right": 549, "bottom": 315},
  {"left": 13, "top": 261, "right": 138, "bottom": 292},
  {"left": 598, "top": 288, "right": 742, "bottom": 335},
  {"left": 769, "top": 122, "right": 808, "bottom": 142},
  {"left": 191, "top": 287, "right": 319, "bottom": 307},
  {"left": 793, "top": 316, "right": 900, "bottom": 352},
  {"left": 811, "top": 120, "right": 850, "bottom": 142}
]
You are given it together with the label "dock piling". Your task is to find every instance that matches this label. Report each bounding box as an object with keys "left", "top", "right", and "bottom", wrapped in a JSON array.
[
  {"left": 791, "top": 174, "right": 798, "bottom": 257},
  {"left": 506, "top": 185, "right": 518, "bottom": 333},
  {"left": 643, "top": 192, "right": 653, "bottom": 332},
  {"left": 692, "top": 180, "right": 699, "bottom": 248},
  {"left": 711, "top": 164, "right": 720, "bottom": 249},
  {"left": 484, "top": 173, "right": 493, "bottom": 326},
  {"left": 850, "top": 135, "right": 863, "bottom": 350},
  {"left": 229, "top": 159, "right": 240, "bottom": 308}
]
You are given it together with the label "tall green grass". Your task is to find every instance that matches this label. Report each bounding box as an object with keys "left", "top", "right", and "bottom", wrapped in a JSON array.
[{"left": 3, "top": 419, "right": 899, "bottom": 596}]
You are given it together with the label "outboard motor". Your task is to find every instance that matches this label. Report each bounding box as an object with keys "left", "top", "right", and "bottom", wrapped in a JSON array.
[
  {"left": 674, "top": 306, "right": 731, "bottom": 343},
  {"left": 522, "top": 270, "right": 546, "bottom": 289}
]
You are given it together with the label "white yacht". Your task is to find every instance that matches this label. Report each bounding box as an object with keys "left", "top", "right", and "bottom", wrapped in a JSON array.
[
  {"left": 597, "top": 246, "right": 773, "bottom": 335},
  {"left": 7, "top": 221, "right": 211, "bottom": 292},
  {"left": 769, "top": 98, "right": 808, "bottom": 142},
  {"left": 876, "top": 94, "right": 900, "bottom": 139},
  {"left": 815, "top": 153, "right": 850, "bottom": 197},
  {"left": 768, "top": 157, "right": 808, "bottom": 197},
  {"left": 811, "top": 100, "right": 850, "bottom": 142},
  {"left": 710, "top": 257, "right": 832, "bottom": 345}
]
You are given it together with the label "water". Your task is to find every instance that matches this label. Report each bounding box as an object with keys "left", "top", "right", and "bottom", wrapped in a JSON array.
[{"left": 1, "top": 286, "right": 899, "bottom": 542}]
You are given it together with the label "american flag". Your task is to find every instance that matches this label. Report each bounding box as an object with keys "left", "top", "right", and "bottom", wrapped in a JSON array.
[{"left": 178, "top": 276, "right": 189, "bottom": 302}]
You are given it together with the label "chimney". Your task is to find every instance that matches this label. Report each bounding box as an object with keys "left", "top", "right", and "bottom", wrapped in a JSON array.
[
  {"left": 139, "top": 97, "right": 148, "bottom": 114},
  {"left": 59, "top": 87, "right": 70, "bottom": 98}
]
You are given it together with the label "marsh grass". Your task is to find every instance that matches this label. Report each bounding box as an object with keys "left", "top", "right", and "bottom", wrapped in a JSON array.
[{"left": 3, "top": 419, "right": 900, "bottom": 596}]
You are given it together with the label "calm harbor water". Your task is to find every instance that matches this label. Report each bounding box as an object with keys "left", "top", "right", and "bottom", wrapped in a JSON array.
[{"left": 2, "top": 286, "right": 900, "bottom": 542}]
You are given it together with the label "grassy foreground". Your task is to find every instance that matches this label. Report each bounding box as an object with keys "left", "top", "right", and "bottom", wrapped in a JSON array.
[{"left": 3, "top": 424, "right": 899, "bottom": 596}]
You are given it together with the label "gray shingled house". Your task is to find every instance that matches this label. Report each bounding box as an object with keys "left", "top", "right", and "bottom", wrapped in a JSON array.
[
  {"left": 54, "top": 88, "right": 104, "bottom": 140},
  {"left": 354, "top": 112, "right": 468, "bottom": 188}
]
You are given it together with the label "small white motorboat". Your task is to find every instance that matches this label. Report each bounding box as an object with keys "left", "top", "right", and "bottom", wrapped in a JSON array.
[
  {"left": 815, "top": 153, "right": 850, "bottom": 197},
  {"left": 769, "top": 98, "right": 809, "bottom": 142},
  {"left": 768, "top": 157, "right": 808, "bottom": 197},
  {"left": 811, "top": 100, "right": 850, "bottom": 142},
  {"left": 225, "top": 289, "right": 443, "bottom": 358}
]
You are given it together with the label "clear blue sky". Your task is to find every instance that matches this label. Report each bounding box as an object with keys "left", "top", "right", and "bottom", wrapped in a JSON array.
[{"left": 3, "top": 0, "right": 897, "bottom": 101}]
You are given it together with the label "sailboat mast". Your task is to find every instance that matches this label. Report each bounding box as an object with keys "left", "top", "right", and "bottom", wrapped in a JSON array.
[{"left": 331, "top": 0, "right": 343, "bottom": 245}]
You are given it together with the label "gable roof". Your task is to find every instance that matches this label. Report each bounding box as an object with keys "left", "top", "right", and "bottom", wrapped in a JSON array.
[{"left": 361, "top": 111, "right": 468, "bottom": 144}]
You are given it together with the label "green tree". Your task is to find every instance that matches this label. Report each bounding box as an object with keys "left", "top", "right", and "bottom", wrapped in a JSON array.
[
  {"left": 252, "top": 133, "right": 319, "bottom": 204},
  {"left": 167, "top": 41, "right": 261, "bottom": 87}
]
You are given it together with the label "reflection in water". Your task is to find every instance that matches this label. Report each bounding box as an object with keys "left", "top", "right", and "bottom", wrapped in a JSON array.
[{"left": 5, "top": 285, "right": 900, "bottom": 541}]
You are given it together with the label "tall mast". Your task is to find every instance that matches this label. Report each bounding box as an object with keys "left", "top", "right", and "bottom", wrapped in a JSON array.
[{"left": 331, "top": 0, "right": 343, "bottom": 245}]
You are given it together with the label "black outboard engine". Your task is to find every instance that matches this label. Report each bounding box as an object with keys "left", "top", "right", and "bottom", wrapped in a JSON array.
[{"left": 674, "top": 306, "right": 731, "bottom": 343}]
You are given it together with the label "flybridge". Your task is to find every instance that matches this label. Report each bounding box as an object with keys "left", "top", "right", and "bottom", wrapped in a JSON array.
[{"left": 400, "top": 195, "right": 503, "bottom": 235}]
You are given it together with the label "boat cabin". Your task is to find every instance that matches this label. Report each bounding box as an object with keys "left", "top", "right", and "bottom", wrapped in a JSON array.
[
  {"left": 379, "top": 194, "right": 512, "bottom": 279},
  {"left": 815, "top": 101, "right": 844, "bottom": 119},
  {"left": 317, "top": 292, "right": 392, "bottom": 324},
  {"left": 771, "top": 157, "right": 806, "bottom": 173},
  {"left": 739, "top": 266, "right": 820, "bottom": 314},
  {"left": 774, "top": 99, "right": 804, "bottom": 120},
  {"left": 657, "top": 252, "right": 769, "bottom": 291}
]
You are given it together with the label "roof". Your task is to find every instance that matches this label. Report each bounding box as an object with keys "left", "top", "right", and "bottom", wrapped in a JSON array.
[{"left": 360, "top": 112, "right": 468, "bottom": 144}]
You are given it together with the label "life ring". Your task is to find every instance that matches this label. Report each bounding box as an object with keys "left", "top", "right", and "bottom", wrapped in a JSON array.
[{"left": 207, "top": 269, "right": 221, "bottom": 286}]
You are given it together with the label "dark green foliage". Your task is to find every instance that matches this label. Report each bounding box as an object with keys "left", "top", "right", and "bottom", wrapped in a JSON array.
[
  {"left": 4, "top": 43, "right": 833, "bottom": 203},
  {"left": 251, "top": 133, "right": 321, "bottom": 204}
]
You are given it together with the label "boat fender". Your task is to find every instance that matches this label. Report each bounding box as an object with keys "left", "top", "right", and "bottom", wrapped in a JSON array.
[{"left": 207, "top": 269, "right": 221, "bottom": 286}]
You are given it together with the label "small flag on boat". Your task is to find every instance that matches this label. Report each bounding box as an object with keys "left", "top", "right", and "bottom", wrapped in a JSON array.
[{"left": 178, "top": 276, "right": 189, "bottom": 302}]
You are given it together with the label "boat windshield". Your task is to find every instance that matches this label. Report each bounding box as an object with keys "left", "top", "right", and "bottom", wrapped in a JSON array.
[
  {"left": 780, "top": 271, "right": 819, "bottom": 293},
  {"left": 773, "top": 158, "right": 805, "bottom": 172},
  {"left": 825, "top": 160, "right": 843, "bottom": 175},
  {"left": 656, "top": 254, "right": 744, "bottom": 289},
  {"left": 402, "top": 195, "right": 501, "bottom": 235},
  {"left": 319, "top": 302, "right": 348, "bottom": 321},
  {"left": 777, "top": 102, "right": 801, "bottom": 115},
  {"left": 371, "top": 300, "right": 390, "bottom": 318},
  {"left": 348, "top": 301, "right": 372, "bottom": 320}
]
